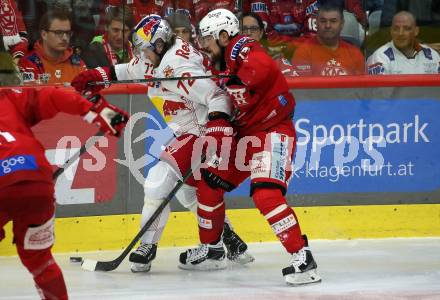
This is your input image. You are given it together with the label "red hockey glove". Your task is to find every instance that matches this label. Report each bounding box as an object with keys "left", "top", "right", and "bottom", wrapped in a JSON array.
[
  {"left": 200, "top": 114, "right": 236, "bottom": 192},
  {"left": 71, "top": 67, "right": 113, "bottom": 95},
  {"left": 225, "top": 76, "right": 252, "bottom": 110},
  {"left": 204, "top": 113, "right": 234, "bottom": 161},
  {"left": 83, "top": 95, "right": 129, "bottom": 137}
]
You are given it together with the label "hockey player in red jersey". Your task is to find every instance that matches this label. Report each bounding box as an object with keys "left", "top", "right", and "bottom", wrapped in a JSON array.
[
  {"left": 0, "top": 55, "right": 129, "bottom": 299},
  {"left": 178, "top": 9, "right": 321, "bottom": 286}
]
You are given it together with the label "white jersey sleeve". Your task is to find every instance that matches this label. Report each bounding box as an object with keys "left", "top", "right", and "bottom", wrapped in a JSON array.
[
  {"left": 156, "top": 38, "right": 231, "bottom": 116},
  {"left": 114, "top": 53, "right": 155, "bottom": 80},
  {"left": 366, "top": 43, "right": 391, "bottom": 75}
]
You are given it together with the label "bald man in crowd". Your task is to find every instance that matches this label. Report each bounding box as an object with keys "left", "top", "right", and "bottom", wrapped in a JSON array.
[{"left": 367, "top": 11, "right": 440, "bottom": 74}]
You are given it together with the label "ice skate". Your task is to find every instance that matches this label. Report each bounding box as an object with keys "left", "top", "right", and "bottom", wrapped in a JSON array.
[
  {"left": 222, "top": 223, "right": 255, "bottom": 264},
  {"left": 129, "top": 243, "right": 157, "bottom": 273},
  {"left": 282, "top": 235, "right": 321, "bottom": 286},
  {"left": 178, "top": 240, "right": 227, "bottom": 271}
]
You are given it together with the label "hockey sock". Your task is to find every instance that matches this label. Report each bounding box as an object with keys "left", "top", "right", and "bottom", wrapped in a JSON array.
[
  {"left": 197, "top": 180, "right": 225, "bottom": 244},
  {"left": 253, "top": 188, "right": 305, "bottom": 253},
  {"left": 140, "top": 200, "right": 171, "bottom": 244},
  {"left": 17, "top": 247, "right": 68, "bottom": 300}
]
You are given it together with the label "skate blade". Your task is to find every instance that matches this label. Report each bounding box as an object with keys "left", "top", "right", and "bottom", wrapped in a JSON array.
[
  {"left": 228, "top": 252, "right": 255, "bottom": 265},
  {"left": 178, "top": 259, "right": 227, "bottom": 271},
  {"left": 130, "top": 262, "right": 152, "bottom": 273},
  {"left": 284, "top": 269, "right": 322, "bottom": 286}
]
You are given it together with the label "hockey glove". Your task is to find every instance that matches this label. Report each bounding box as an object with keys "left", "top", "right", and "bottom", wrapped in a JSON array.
[
  {"left": 71, "top": 67, "right": 114, "bottom": 95},
  {"left": 201, "top": 113, "right": 236, "bottom": 192},
  {"left": 225, "top": 75, "right": 250, "bottom": 106},
  {"left": 83, "top": 94, "right": 129, "bottom": 137},
  {"left": 203, "top": 113, "right": 234, "bottom": 164}
]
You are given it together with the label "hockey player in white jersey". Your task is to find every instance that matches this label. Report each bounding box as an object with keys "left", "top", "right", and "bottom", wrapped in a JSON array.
[{"left": 71, "top": 14, "right": 254, "bottom": 273}]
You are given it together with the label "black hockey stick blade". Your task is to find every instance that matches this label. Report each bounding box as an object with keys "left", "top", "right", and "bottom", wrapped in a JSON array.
[{"left": 81, "top": 154, "right": 205, "bottom": 272}]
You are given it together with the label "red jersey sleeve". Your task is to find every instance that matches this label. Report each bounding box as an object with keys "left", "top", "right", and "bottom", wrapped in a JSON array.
[
  {"left": 34, "top": 88, "right": 94, "bottom": 121},
  {"left": 11, "top": 87, "right": 94, "bottom": 126}
]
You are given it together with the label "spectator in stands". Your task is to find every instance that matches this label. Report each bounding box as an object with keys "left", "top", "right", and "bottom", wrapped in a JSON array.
[
  {"left": 193, "top": 0, "right": 237, "bottom": 22},
  {"left": 162, "top": 0, "right": 195, "bottom": 21},
  {"left": 381, "top": 0, "right": 440, "bottom": 27},
  {"left": 97, "top": 0, "right": 162, "bottom": 31},
  {"left": 243, "top": 0, "right": 367, "bottom": 39},
  {"left": 367, "top": 11, "right": 440, "bottom": 74},
  {"left": 82, "top": 5, "right": 135, "bottom": 68},
  {"left": 166, "top": 11, "right": 193, "bottom": 43},
  {"left": 366, "top": 0, "right": 384, "bottom": 12},
  {"left": 291, "top": 3, "right": 365, "bottom": 76},
  {"left": 70, "top": 0, "right": 97, "bottom": 52},
  {"left": 0, "top": 0, "right": 28, "bottom": 61},
  {"left": 18, "top": 8, "right": 86, "bottom": 84},
  {"left": 242, "top": 12, "right": 299, "bottom": 76}
]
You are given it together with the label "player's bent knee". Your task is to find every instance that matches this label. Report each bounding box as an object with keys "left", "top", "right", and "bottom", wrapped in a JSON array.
[
  {"left": 175, "top": 183, "right": 197, "bottom": 212},
  {"left": 143, "top": 161, "right": 181, "bottom": 199}
]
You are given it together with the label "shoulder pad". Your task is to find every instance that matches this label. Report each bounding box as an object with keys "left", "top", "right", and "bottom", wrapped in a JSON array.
[
  {"left": 384, "top": 47, "right": 395, "bottom": 61},
  {"left": 421, "top": 47, "right": 433, "bottom": 60},
  {"left": 230, "top": 36, "right": 255, "bottom": 61}
]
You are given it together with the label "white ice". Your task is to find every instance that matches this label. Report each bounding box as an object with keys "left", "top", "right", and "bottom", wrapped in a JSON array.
[{"left": 1, "top": 238, "right": 440, "bottom": 300}]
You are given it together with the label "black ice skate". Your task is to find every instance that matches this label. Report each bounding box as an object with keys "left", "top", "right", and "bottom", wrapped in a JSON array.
[
  {"left": 222, "top": 223, "right": 255, "bottom": 264},
  {"left": 178, "top": 240, "right": 227, "bottom": 271},
  {"left": 282, "top": 235, "right": 321, "bottom": 286},
  {"left": 129, "top": 243, "right": 157, "bottom": 273}
]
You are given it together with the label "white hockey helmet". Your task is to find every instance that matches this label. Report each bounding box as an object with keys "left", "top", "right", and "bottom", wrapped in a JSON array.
[
  {"left": 198, "top": 9, "right": 239, "bottom": 40},
  {"left": 131, "top": 14, "right": 172, "bottom": 51}
]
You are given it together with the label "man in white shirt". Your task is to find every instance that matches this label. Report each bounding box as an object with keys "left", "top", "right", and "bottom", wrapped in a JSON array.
[{"left": 367, "top": 11, "right": 440, "bottom": 75}]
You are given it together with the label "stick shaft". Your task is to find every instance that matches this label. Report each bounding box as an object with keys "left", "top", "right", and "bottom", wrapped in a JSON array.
[
  {"left": 53, "top": 131, "right": 105, "bottom": 180},
  {"left": 91, "top": 74, "right": 232, "bottom": 86},
  {"left": 94, "top": 154, "right": 204, "bottom": 271}
]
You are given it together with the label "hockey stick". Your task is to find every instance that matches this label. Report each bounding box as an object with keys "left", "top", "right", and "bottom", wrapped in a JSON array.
[
  {"left": 81, "top": 153, "right": 205, "bottom": 272},
  {"left": 52, "top": 130, "right": 105, "bottom": 180},
  {"left": 90, "top": 74, "right": 233, "bottom": 86}
]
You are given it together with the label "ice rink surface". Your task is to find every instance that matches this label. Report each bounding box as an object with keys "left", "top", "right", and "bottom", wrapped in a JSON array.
[{"left": 1, "top": 238, "right": 440, "bottom": 300}]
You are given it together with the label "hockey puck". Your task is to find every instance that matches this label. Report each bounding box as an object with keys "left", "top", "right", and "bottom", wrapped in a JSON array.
[{"left": 70, "top": 256, "right": 83, "bottom": 263}]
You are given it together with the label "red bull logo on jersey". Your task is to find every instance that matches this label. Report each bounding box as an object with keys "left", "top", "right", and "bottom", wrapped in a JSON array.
[{"left": 163, "top": 100, "right": 190, "bottom": 116}]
